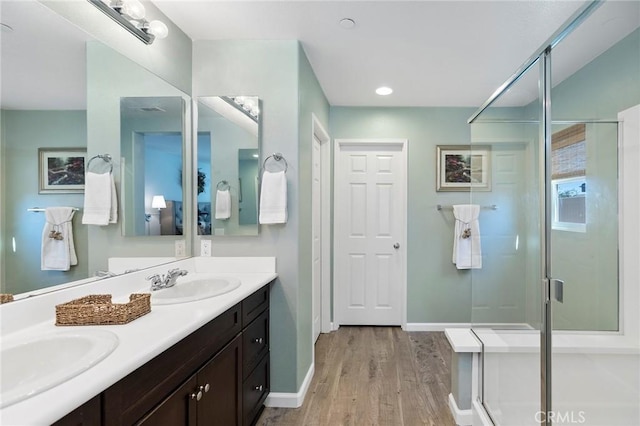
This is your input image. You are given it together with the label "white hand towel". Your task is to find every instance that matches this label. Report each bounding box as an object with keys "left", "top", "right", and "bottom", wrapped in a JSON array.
[
  {"left": 215, "top": 189, "right": 231, "bottom": 220},
  {"left": 42, "top": 207, "right": 78, "bottom": 271},
  {"left": 259, "top": 170, "right": 287, "bottom": 224},
  {"left": 82, "top": 172, "right": 118, "bottom": 225},
  {"left": 452, "top": 204, "right": 482, "bottom": 269}
]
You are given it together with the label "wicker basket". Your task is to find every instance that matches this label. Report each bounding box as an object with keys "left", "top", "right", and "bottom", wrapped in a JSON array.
[
  {"left": 0, "top": 294, "right": 14, "bottom": 304},
  {"left": 55, "top": 293, "right": 151, "bottom": 326}
]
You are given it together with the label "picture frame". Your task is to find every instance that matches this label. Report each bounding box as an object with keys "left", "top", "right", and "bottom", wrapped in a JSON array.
[
  {"left": 38, "top": 148, "right": 87, "bottom": 194},
  {"left": 436, "top": 145, "right": 491, "bottom": 192}
]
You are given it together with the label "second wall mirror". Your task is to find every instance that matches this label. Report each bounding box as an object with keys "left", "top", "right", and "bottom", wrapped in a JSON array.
[{"left": 197, "top": 96, "right": 261, "bottom": 236}]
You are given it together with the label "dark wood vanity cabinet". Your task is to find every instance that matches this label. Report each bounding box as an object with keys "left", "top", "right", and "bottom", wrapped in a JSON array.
[
  {"left": 92, "top": 282, "right": 271, "bottom": 426},
  {"left": 53, "top": 395, "right": 102, "bottom": 426},
  {"left": 241, "top": 286, "right": 270, "bottom": 426},
  {"left": 137, "top": 335, "right": 242, "bottom": 426}
]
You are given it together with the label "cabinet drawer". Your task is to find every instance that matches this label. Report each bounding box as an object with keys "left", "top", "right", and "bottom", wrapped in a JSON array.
[
  {"left": 242, "top": 355, "right": 269, "bottom": 426},
  {"left": 242, "top": 309, "right": 269, "bottom": 378},
  {"left": 242, "top": 284, "right": 270, "bottom": 327}
]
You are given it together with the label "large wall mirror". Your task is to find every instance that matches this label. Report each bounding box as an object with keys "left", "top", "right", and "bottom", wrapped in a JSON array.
[
  {"left": 0, "top": 1, "right": 192, "bottom": 297},
  {"left": 197, "top": 96, "right": 260, "bottom": 236}
]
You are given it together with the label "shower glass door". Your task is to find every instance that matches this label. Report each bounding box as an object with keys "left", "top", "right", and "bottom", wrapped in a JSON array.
[
  {"left": 549, "top": 2, "right": 639, "bottom": 424},
  {"left": 469, "top": 61, "right": 543, "bottom": 425}
]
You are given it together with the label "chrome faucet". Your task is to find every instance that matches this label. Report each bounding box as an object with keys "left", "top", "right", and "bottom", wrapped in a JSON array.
[{"left": 146, "top": 268, "right": 188, "bottom": 291}]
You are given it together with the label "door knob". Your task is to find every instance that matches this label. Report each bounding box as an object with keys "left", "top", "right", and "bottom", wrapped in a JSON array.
[{"left": 393, "top": 243, "right": 400, "bottom": 249}]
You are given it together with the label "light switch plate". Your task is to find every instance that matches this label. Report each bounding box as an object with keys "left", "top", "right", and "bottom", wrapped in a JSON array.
[
  {"left": 175, "top": 240, "right": 186, "bottom": 257},
  {"left": 201, "top": 239, "right": 212, "bottom": 257}
]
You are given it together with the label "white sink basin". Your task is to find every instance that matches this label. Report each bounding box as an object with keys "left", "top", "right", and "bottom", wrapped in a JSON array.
[
  {"left": 0, "top": 329, "right": 119, "bottom": 408},
  {"left": 149, "top": 275, "right": 241, "bottom": 305}
]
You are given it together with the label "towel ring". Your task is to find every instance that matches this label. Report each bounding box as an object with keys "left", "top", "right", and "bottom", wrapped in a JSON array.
[
  {"left": 216, "top": 180, "right": 230, "bottom": 190},
  {"left": 262, "top": 153, "right": 288, "bottom": 173},
  {"left": 87, "top": 154, "right": 113, "bottom": 174}
]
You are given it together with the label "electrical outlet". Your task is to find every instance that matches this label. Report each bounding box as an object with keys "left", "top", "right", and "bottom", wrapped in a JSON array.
[
  {"left": 201, "top": 239, "right": 212, "bottom": 257},
  {"left": 175, "top": 240, "right": 186, "bottom": 257}
]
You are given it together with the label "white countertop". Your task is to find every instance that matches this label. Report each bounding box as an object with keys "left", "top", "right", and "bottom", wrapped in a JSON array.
[{"left": 0, "top": 257, "right": 277, "bottom": 425}]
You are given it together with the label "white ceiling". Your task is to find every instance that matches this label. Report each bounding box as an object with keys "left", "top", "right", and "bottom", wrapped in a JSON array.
[
  {"left": 153, "top": 0, "right": 638, "bottom": 107},
  {"left": 1, "top": 1, "right": 639, "bottom": 110},
  {"left": 0, "top": 0, "right": 93, "bottom": 110}
]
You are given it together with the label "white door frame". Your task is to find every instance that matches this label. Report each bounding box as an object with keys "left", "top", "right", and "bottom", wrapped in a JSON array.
[
  {"left": 311, "top": 114, "right": 332, "bottom": 335},
  {"left": 332, "top": 138, "right": 408, "bottom": 329}
]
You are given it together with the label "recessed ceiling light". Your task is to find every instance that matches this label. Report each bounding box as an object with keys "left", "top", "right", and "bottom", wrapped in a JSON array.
[
  {"left": 339, "top": 18, "right": 356, "bottom": 29},
  {"left": 376, "top": 86, "right": 393, "bottom": 96}
]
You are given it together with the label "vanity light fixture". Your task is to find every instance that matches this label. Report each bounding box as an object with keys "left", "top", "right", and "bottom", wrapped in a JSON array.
[
  {"left": 221, "top": 96, "right": 260, "bottom": 122},
  {"left": 376, "top": 86, "right": 393, "bottom": 96},
  {"left": 88, "top": 0, "right": 168, "bottom": 45}
]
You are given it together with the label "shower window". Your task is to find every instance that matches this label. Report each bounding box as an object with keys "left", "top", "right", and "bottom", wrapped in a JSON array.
[
  {"left": 552, "top": 176, "right": 586, "bottom": 232},
  {"left": 551, "top": 124, "right": 586, "bottom": 232}
]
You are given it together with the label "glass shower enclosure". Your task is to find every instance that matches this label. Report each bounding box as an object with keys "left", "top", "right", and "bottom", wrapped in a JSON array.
[{"left": 468, "top": 1, "right": 639, "bottom": 425}]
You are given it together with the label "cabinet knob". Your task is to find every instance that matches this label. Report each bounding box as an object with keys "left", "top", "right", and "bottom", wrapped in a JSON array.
[
  {"left": 200, "top": 383, "right": 210, "bottom": 393},
  {"left": 254, "top": 385, "right": 264, "bottom": 392},
  {"left": 253, "top": 337, "right": 264, "bottom": 344},
  {"left": 191, "top": 390, "right": 203, "bottom": 401}
]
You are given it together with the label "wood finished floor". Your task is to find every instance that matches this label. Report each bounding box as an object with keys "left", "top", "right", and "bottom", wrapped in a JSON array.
[{"left": 257, "top": 327, "right": 456, "bottom": 426}]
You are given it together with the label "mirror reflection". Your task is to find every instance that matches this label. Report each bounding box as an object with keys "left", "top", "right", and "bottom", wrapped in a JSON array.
[
  {"left": 0, "top": 1, "right": 192, "bottom": 297},
  {"left": 197, "top": 96, "right": 260, "bottom": 236},
  {"left": 120, "top": 97, "right": 185, "bottom": 236}
]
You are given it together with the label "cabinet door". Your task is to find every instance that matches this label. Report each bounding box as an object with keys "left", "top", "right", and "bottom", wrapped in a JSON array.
[
  {"left": 137, "top": 376, "right": 198, "bottom": 426},
  {"left": 197, "top": 335, "right": 242, "bottom": 426}
]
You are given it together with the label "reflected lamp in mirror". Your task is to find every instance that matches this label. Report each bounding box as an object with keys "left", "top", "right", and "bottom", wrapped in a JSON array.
[{"left": 151, "top": 195, "right": 166, "bottom": 210}]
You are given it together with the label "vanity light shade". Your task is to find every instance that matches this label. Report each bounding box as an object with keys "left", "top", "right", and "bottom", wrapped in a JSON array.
[
  {"left": 148, "top": 20, "right": 169, "bottom": 39},
  {"left": 122, "top": 0, "right": 146, "bottom": 20},
  {"left": 151, "top": 195, "right": 166, "bottom": 209}
]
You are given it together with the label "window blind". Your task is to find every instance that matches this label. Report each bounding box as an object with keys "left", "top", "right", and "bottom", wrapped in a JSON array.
[{"left": 552, "top": 123, "right": 586, "bottom": 180}]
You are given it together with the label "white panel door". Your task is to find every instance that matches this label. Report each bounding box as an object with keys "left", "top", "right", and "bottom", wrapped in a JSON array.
[
  {"left": 312, "top": 134, "right": 322, "bottom": 343},
  {"left": 335, "top": 140, "right": 406, "bottom": 326}
]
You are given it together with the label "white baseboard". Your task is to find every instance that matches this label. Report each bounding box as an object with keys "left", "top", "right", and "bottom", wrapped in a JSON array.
[
  {"left": 405, "top": 322, "right": 533, "bottom": 332},
  {"left": 448, "top": 393, "right": 473, "bottom": 426},
  {"left": 331, "top": 322, "right": 340, "bottom": 331},
  {"left": 265, "top": 362, "right": 315, "bottom": 408}
]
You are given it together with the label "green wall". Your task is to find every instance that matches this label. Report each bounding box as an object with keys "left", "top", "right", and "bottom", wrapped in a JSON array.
[
  {"left": 87, "top": 42, "right": 191, "bottom": 273},
  {"left": 1, "top": 110, "right": 89, "bottom": 293},
  {"left": 297, "top": 44, "right": 330, "bottom": 387},
  {"left": 330, "top": 107, "right": 479, "bottom": 323},
  {"left": 549, "top": 28, "right": 640, "bottom": 331},
  {"left": 193, "top": 40, "right": 332, "bottom": 394}
]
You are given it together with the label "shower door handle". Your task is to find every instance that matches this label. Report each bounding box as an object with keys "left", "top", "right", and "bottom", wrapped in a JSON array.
[{"left": 551, "top": 278, "right": 564, "bottom": 303}]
